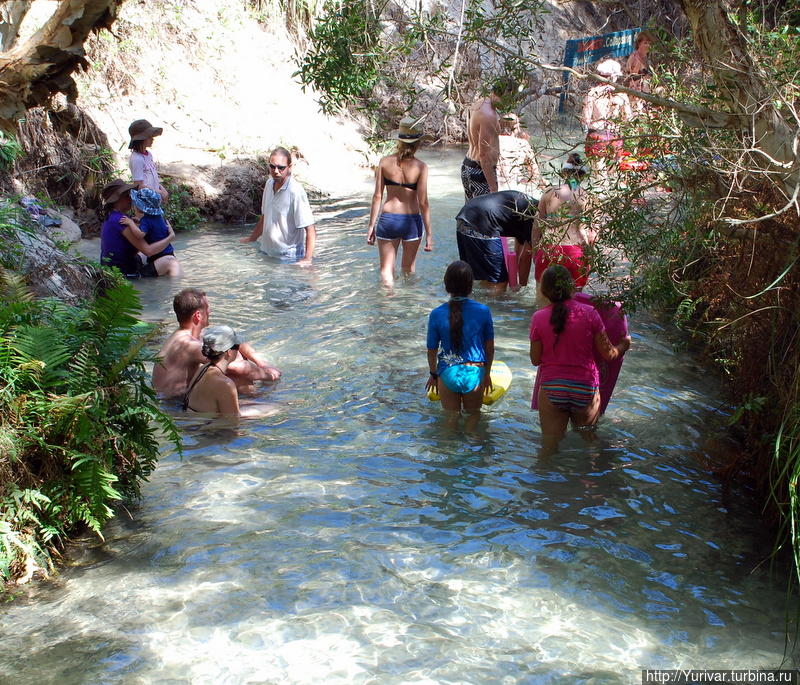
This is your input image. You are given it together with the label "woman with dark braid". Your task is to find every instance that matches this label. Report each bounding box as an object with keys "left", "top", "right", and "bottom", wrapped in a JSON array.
[
  {"left": 529, "top": 265, "right": 630, "bottom": 454},
  {"left": 426, "top": 261, "right": 494, "bottom": 426}
]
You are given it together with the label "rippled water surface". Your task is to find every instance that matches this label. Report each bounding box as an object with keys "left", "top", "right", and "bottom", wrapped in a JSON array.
[{"left": 1, "top": 150, "right": 795, "bottom": 683}]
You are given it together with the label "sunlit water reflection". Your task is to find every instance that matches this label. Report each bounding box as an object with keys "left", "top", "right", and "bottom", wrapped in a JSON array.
[{"left": 1, "top": 149, "right": 795, "bottom": 683}]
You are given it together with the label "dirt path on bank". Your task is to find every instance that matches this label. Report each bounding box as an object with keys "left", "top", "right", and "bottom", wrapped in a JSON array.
[{"left": 72, "top": 0, "right": 374, "bottom": 220}]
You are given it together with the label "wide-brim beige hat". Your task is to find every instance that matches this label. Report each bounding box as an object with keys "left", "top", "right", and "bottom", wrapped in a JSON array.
[{"left": 388, "top": 116, "right": 427, "bottom": 142}]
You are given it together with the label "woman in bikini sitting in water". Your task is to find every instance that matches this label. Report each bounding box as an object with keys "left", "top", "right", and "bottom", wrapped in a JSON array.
[
  {"left": 532, "top": 153, "right": 596, "bottom": 305},
  {"left": 367, "top": 116, "right": 432, "bottom": 287},
  {"left": 183, "top": 326, "right": 273, "bottom": 419}
]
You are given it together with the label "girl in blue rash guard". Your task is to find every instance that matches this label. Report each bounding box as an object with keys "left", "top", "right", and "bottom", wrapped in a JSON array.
[{"left": 426, "top": 261, "right": 494, "bottom": 423}]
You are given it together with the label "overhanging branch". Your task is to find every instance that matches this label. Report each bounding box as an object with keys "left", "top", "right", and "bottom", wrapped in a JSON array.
[{"left": 0, "top": 0, "right": 121, "bottom": 131}]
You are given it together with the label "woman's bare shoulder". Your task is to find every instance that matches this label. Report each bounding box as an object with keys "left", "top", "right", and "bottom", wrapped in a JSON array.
[{"left": 201, "top": 369, "right": 236, "bottom": 392}]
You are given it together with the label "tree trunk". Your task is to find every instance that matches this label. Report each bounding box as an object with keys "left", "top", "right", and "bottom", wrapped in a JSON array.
[
  {"left": 680, "top": 0, "right": 798, "bottom": 197},
  {"left": 0, "top": 0, "right": 121, "bottom": 131},
  {"left": 0, "top": 1, "right": 32, "bottom": 52}
]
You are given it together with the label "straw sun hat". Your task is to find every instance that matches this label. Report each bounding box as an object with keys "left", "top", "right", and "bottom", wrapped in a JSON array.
[{"left": 388, "top": 116, "right": 427, "bottom": 142}]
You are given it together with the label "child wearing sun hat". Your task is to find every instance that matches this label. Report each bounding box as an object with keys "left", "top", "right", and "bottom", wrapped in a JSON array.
[
  {"left": 128, "top": 118, "right": 168, "bottom": 201},
  {"left": 122, "top": 187, "right": 183, "bottom": 277}
]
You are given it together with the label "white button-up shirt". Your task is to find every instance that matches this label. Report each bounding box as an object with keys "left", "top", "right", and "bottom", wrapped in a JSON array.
[{"left": 259, "top": 175, "right": 315, "bottom": 260}]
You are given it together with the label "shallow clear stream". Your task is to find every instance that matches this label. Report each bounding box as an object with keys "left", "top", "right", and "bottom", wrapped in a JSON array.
[{"left": 1, "top": 150, "right": 795, "bottom": 683}]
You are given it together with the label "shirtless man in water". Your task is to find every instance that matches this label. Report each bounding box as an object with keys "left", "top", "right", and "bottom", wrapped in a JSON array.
[
  {"left": 462, "top": 80, "right": 515, "bottom": 199},
  {"left": 532, "top": 154, "right": 596, "bottom": 304},
  {"left": 152, "top": 287, "right": 281, "bottom": 398}
]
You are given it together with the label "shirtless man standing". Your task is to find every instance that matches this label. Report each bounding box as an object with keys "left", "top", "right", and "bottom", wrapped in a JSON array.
[
  {"left": 532, "top": 154, "right": 596, "bottom": 303},
  {"left": 462, "top": 80, "right": 514, "bottom": 200},
  {"left": 152, "top": 288, "right": 281, "bottom": 398},
  {"left": 580, "top": 59, "right": 632, "bottom": 190}
]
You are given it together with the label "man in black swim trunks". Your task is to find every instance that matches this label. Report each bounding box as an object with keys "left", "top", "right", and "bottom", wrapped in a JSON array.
[
  {"left": 462, "top": 79, "right": 516, "bottom": 200},
  {"left": 455, "top": 190, "right": 537, "bottom": 292}
]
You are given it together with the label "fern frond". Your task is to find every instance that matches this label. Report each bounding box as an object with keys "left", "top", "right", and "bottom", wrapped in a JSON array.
[
  {"left": 90, "top": 280, "right": 143, "bottom": 334},
  {"left": 106, "top": 320, "right": 163, "bottom": 381},
  {"left": 65, "top": 346, "right": 94, "bottom": 395},
  {"left": 11, "top": 326, "right": 71, "bottom": 389},
  {"left": 0, "top": 266, "right": 34, "bottom": 304}
]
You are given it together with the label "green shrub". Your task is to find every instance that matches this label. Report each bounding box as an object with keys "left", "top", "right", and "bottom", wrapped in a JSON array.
[
  {"left": 0, "top": 132, "right": 23, "bottom": 171},
  {"left": 295, "top": 0, "right": 384, "bottom": 115},
  {"left": 80, "top": 146, "right": 116, "bottom": 189},
  {"left": 163, "top": 179, "right": 202, "bottom": 232},
  {"left": 0, "top": 268, "right": 181, "bottom": 583},
  {"left": 0, "top": 202, "right": 36, "bottom": 271}
]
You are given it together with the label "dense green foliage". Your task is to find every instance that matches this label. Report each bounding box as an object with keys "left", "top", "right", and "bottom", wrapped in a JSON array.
[
  {"left": 0, "top": 268, "right": 181, "bottom": 582},
  {"left": 0, "top": 132, "right": 23, "bottom": 171},
  {"left": 295, "top": 0, "right": 387, "bottom": 115},
  {"left": 163, "top": 179, "right": 202, "bottom": 232},
  {"left": 570, "top": 9, "right": 800, "bottom": 585},
  {"left": 296, "top": 0, "right": 547, "bottom": 121},
  {"left": 617, "top": 10, "right": 800, "bottom": 580}
]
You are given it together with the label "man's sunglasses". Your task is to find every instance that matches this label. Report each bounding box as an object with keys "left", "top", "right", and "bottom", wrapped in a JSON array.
[{"left": 268, "top": 163, "right": 288, "bottom": 171}]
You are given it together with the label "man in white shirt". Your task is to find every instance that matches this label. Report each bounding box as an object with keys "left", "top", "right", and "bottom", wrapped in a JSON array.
[{"left": 240, "top": 147, "right": 317, "bottom": 267}]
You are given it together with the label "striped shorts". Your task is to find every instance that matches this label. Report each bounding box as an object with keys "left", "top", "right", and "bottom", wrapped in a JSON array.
[{"left": 541, "top": 379, "right": 597, "bottom": 411}]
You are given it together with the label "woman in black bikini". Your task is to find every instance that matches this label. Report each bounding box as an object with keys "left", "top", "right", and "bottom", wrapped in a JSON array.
[
  {"left": 183, "top": 326, "right": 243, "bottom": 416},
  {"left": 366, "top": 116, "right": 432, "bottom": 287}
]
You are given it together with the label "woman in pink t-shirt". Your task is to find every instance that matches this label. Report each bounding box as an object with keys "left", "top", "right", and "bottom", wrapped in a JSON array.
[{"left": 529, "top": 265, "right": 631, "bottom": 454}]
